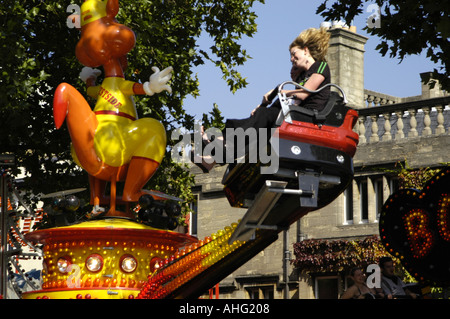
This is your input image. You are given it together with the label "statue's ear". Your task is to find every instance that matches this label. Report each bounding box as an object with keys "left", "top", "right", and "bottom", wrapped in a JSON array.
[{"left": 106, "top": 0, "right": 120, "bottom": 19}]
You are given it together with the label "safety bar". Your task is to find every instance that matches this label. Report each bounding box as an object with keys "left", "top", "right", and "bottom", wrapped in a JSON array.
[{"left": 277, "top": 81, "right": 348, "bottom": 104}]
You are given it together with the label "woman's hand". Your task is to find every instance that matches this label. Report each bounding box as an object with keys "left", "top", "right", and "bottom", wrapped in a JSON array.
[
  {"left": 250, "top": 105, "right": 260, "bottom": 116},
  {"left": 261, "top": 91, "right": 272, "bottom": 105}
]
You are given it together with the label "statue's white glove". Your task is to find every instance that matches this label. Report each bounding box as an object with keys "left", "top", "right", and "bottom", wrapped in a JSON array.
[
  {"left": 80, "top": 67, "right": 102, "bottom": 83},
  {"left": 143, "top": 66, "right": 173, "bottom": 96}
]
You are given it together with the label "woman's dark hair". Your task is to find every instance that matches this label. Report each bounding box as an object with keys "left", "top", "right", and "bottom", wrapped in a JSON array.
[{"left": 349, "top": 267, "right": 362, "bottom": 277}]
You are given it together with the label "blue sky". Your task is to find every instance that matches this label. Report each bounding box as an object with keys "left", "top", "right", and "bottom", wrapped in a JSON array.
[{"left": 183, "top": 0, "right": 439, "bottom": 121}]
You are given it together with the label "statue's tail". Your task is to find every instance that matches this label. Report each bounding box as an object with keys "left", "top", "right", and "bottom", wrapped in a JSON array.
[
  {"left": 53, "top": 83, "right": 71, "bottom": 129},
  {"left": 53, "top": 83, "right": 103, "bottom": 175}
]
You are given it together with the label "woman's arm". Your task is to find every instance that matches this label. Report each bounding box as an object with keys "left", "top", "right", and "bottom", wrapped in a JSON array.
[
  {"left": 340, "top": 285, "right": 359, "bottom": 299},
  {"left": 282, "top": 73, "right": 325, "bottom": 101}
]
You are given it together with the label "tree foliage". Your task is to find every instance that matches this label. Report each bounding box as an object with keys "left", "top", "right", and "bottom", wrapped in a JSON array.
[
  {"left": 317, "top": 0, "right": 449, "bottom": 90},
  {"left": 292, "top": 235, "right": 417, "bottom": 283},
  {"left": 395, "top": 163, "right": 441, "bottom": 190},
  {"left": 383, "top": 161, "right": 443, "bottom": 189},
  {"left": 292, "top": 235, "right": 388, "bottom": 273},
  {"left": 0, "top": 0, "right": 263, "bottom": 210}
]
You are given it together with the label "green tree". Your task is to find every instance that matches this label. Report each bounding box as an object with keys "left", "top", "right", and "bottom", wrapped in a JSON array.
[
  {"left": 202, "top": 103, "right": 225, "bottom": 131},
  {"left": 0, "top": 0, "right": 263, "bottom": 212},
  {"left": 317, "top": 0, "right": 449, "bottom": 90}
]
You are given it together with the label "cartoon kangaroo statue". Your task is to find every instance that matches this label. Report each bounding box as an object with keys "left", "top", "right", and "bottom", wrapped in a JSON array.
[{"left": 53, "top": 0, "right": 173, "bottom": 218}]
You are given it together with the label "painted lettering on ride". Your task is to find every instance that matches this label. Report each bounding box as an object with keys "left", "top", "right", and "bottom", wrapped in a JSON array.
[{"left": 98, "top": 87, "right": 123, "bottom": 109}]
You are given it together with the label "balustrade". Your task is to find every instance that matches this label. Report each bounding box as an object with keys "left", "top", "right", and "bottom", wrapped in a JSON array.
[
  {"left": 364, "top": 90, "right": 399, "bottom": 107},
  {"left": 355, "top": 96, "right": 450, "bottom": 144}
]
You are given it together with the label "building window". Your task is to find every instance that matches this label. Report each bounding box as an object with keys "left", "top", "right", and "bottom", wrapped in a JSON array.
[
  {"left": 315, "top": 276, "right": 339, "bottom": 299},
  {"left": 343, "top": 175, "right": 400, "bottom": 226},
  {"left": 246, "top": 286, "right": 274, "bottom": 299},
  {"left": 344, "top": 184, "right": 353, "bottom": 224},
  {"left": 373, "top": 177, "right": 384, "bottom": 220},
  {"left": 188, "top": 195, "right": 198, "bottom": 236},
  {"left": 389, "top": 177, "right": 399, "bottom": 195},
  {"left": 359, "top": 179, "right": 369, "bottom": 222}
]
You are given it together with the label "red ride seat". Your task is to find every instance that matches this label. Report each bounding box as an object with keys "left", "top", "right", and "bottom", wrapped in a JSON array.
[
  {"left": 222, "top": 83, "right": 359, "bottom": 210},
  {"left": 275, "top": 90, "right": 359, "bottom": 157}
]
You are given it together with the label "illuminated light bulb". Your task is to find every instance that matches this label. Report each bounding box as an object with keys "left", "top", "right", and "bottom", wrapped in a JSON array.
[
  {"left": 85, "top": 277, "right": 92, "bottom": 287},
  {"left": 150, "top": 257, "right": 163, "bottom": 273},
  {"left": 85, "top": 254, "right": 103, "bottom": 273},
  {"left": 56, "top": 256, "right": 71, "bottom": 273}
]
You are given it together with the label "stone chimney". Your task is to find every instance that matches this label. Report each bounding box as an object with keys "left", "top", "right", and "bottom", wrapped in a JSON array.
[
  {"left": 420, "top": 72, "right": 448, "bottom": 99},
  {"left": 325, "top": 25, "right": 368, "bottom": 109}
]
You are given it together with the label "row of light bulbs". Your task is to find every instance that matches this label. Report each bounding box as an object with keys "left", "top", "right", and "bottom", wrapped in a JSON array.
[{"left": 137, "top": 223, "right": 244, "bottom": 299}]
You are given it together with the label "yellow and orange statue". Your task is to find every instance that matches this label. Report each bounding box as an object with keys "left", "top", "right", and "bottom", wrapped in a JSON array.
[{"left": 53, "top": 0, "right": 172, "bottom": 217}]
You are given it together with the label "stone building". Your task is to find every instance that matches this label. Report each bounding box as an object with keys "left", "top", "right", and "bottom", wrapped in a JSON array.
[{"left": 188, "top": 27, "right": 450, "bottom": 299}]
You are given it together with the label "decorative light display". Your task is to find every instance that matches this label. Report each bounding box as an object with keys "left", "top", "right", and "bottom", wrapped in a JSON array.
[
  {"left": 379, "top": 168, "right": 450, "bottom": 286},
  {"left": 402, "top": 209, "right": 434, "bottom": 258},
  {"left": 23, "top": 218, "right": 197, "bottom": 299},
  {"left": 438, "top": 194, "right": 450, "bottom": 241},
  {"left": 137, "top": 223, "right": 245, "bottom": 299},
  {"left": 23, "top": 218, "right": 251, "bottom": 299}
]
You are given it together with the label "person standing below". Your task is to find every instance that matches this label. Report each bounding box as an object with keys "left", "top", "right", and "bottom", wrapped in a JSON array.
[
  {"left": 341, "top": 267, "right": 384, "bottom": 299},
  {"left": 379, "top": 257, "right": 418, "bottom": 299}
]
